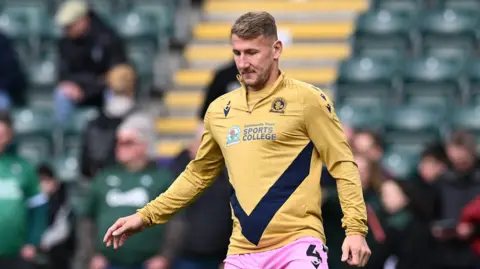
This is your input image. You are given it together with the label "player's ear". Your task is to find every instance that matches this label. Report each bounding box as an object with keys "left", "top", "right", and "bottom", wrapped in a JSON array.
[{"left": 272, "top": 39, "right": 283, "bottom": 60}]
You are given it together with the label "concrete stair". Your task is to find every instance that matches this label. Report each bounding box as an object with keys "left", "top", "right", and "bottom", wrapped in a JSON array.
[{"left": 155, "top": 0, "right": 368, "bottom": 159}]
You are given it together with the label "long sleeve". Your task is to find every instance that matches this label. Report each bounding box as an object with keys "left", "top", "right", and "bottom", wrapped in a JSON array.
[
  {"left": 137, "top": 110, "right": 225, "bottom": 226},
  {"left": 303, "top": 88, "right": 368, "bottom": 236}
]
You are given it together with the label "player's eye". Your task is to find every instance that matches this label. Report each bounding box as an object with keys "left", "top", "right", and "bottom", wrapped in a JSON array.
[{"left": 233, "top": 50, "right": 240, "bottom": 56}]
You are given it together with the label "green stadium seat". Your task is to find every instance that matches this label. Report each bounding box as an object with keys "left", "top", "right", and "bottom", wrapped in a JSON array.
[
  {"left": 132, "top": 1, "right": 171, "bottom": 37},
  {"left": 336, "top": 103, "right": 385, "bottom": 131},
  {"left": 52, "top": 153, "right": 80, "bottom": 182},
  {"left": 381, "top": 149, "right": 420, "bottom": 179},
  {"left": 0, "top": 11, "right": 30, "bottom": 40},
  {"left": 62, "top": 107, "right": 99, "bottom": 156},
  {"left": 401, "top": 56, "right": 464, "bottom": 104},
  {"left": 127, "top": 46, "right": 155, "bottom": 87},
  {"left": 465, "top": 58, "right": 480, "bottom": 103},
  {"left": 28, "top": 56, "right": 58, "bottom": 93},
  {"left": 114, "top": 11, "right": 159, "bottom": 51},
  {"left": 372, "top": 0, "right": 421, "bottom": 14},
  {"left": 384, "top": 105, "right": 446, "bottom": 149},
  {"left": 2, "top": 3, "right": 49, "bottom": 33},
  {"left": 450, "top": 105, "right": 480, "bottom": 133},
  {"left": 335, "top": 56, "right": 398, "bottom": 105},
  {"left": 419, "top": 9, "right": 479, "bottom": 57},
  {"left": 353, "top": 10, "right": 415, "bottom": 57},
  {"left": 441, "top": 0, "right": 480, "bottom": 12},
  {"left": 11, "top": 107, "right": 54, "bottom": 166}
]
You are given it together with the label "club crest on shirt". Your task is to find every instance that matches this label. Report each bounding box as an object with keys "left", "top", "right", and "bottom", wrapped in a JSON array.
[
  {"left": 226, "top": 125, "right": 241, "bottom": 146},
  {"left": 270, "top": 97, "right": 286, "bottom": 113}
]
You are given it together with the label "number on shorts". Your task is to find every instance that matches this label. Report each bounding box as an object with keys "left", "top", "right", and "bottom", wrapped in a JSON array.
[{"left": 306, "top": 244, "right": 322, "bottom": 268}]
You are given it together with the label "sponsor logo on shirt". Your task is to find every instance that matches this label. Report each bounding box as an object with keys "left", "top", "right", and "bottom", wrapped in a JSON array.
[
  {"left": 226, "top": 125, "right": 241, "bottom": 146},
  {"left": 106, "top": 187, "right": 149, "bottom": 207},
  {"left": 0, "top": 179, "right": 23, "bottom": 200},
  {"left": 242, "top": 122, "right": 277, "bottom": 142}
]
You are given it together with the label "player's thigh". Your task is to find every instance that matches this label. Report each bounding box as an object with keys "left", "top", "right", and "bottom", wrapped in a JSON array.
[{"left": 284, "top": 259, "right": 329, "bottom": 269}]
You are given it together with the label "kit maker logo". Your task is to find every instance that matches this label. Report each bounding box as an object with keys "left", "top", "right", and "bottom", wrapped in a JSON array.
[{"left": 226, "top": 126, "right": 241, "bottom": 146}]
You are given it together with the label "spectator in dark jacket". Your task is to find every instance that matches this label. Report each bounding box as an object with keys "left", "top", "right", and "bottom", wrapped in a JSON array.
[
  {"left": 170, "top": 125, "right": 233, "bottom": 269},
  {"left": 54, "top": 0, "right": 127, "bottom": 124},
  {"left": 0, "top": 31, "right": 27, "bottom": 109},
  {"left": 433, "top": 131, "right": 480, "bottom": 269},
  {"left": 80, "top": 64, "right": 137, "bottom": 179},
  {"left": 198, "top": 60, "right": 239, "bottom": 120},
  {"left": 38, "top": 164, "right": 75, "bottom": 269}
]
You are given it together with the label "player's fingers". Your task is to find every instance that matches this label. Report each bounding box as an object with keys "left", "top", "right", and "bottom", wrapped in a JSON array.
[
  {"left": 348, "top": 249, "right": 360, "bottom": 266},
  {"left": 360, "top": 246, "right": 372, "bottom": 267},
  {"left": 341, "top": 243, "right": 350, "bottom": 262},
  {"left": 103, "top": 218, "right": 124, "bottom": 243},
  {"left": 119, "top": 234, "right": 128, "bottom": 247}
]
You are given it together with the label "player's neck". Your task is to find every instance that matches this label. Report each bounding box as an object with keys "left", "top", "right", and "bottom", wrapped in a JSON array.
[{"left": 248, "top": 68, "right": 281, "bottom": 92}]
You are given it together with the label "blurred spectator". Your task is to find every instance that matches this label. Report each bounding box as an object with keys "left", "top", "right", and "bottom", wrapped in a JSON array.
[
  {"left": 54, "top": 0, "right": 127, "bottom": 124},
  {"left": 322, "top": 153, "right": 386, "bottom": 269},
  {"left": 198, "top": 60, "right": 239, "bottom": 120},
  {"left": 458, "top": 195, "right": 480, "bottom": 257},
  {"left": 352, "top": 130, "right": 385, "bottom": 163},
  {"left": 170, "top": 125, "right": 232, "bottom": 269},
  {"left": 78, "top": 112, "right": 174, "bottom": 269},
  {"left": 0, "top": 111, "right": 47, "bottom": 269},
  {"left": 38, "top": 164, "right": 76, "bottom": 269},
  {"left": 0, "top": 31, "right": 27, "bottom": 109},
  {"left": 433, "top": 131, "right": 480, "bottom": 269},
  {"left": 80, "top": 64, "right": 137, "bottom": 179}
]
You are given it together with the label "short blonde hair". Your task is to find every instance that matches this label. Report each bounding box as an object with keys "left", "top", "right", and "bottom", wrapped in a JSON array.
[{"left": 231, "top": 11, "right": 278, "bottom": 40}]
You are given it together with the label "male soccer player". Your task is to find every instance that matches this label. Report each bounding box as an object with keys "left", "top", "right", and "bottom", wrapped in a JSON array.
[{"left": 104, "top": 11, "right": 371, "bottom": 269}]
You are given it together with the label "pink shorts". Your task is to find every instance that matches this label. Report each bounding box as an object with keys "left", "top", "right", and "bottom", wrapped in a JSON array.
[{"left": 224, "top": 237, "right": 329, "bottom": 269}]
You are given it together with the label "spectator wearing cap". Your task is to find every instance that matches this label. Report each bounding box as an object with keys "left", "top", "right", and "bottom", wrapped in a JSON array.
[
  {"left": 38, "top": 164, "right": 76, "bottom": 269},
  {"left": 54, "top": 0, "right": 127, "bottom": 124},
  {"left": 78, "top": 112, "right": 176, "bottom": 269},
  {"left": 0, "top": 111, "right": 47, "bottom": 269},
  {"left": 79, "top": 64, "right": 137, "bottom": 180}
]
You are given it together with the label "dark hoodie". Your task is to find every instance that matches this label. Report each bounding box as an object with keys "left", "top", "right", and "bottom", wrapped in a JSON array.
[{"left": 58, "top": 10, "right": 127, "bottom": 106}]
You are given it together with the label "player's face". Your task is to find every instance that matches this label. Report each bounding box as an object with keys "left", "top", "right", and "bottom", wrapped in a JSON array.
[{"left": 231, "top": 34, "right": 281, "bottom": 89}]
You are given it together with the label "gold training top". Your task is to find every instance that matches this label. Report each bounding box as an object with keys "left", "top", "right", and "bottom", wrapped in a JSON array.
[{"left": 138, "top": 72, "right": 368, "bottom": 255}]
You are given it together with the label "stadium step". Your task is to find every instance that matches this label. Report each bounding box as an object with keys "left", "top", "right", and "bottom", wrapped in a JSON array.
[
  {"left": 193, "top": 22, "right": 354, "bottom": 42},
  {"left": 156, "top": 140, "right": 188, "bottom": 159}
]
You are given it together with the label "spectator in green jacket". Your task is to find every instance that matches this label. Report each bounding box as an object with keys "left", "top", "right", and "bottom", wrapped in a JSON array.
[
  {"left": 79, "top": 112, "right": 175, "bottom": 269},
  {"left": 0, "top": 111, "right": 48, "bottom": 269}
]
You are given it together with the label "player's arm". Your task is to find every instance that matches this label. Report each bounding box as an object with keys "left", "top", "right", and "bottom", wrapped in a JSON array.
[
  {"left": 302, "top": 90, "right": 367, "bottom": 236},
  {"left": 137, "top": 109, "right": 224, "bottom": 226}
]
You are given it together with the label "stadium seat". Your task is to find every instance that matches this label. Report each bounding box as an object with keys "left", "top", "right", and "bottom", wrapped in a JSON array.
[
  {"left": 440, "top": 0, "right": 480, "bottom": 12},
  {"left": 336, "top": 103, "right": 385, "bottom": 131},
  {"left": 465, "top": 58, "right": 480, "bottom": 103},
  {"left": 131, "top": 1, "right": 172, "bottom": 37},
  {"left": 28, "top": 56, "right": 58, "bottom": 93},
  {"left": 62, "top": 107, "right": 99, "bottom": 156},
  {"left": 52, "top": 153, "right": 80, "bottom": 182},
  {"left": 401, "top": 56, "right": 464, "bottom": 105},
  {"left": 334, "top": 55, "right": 399, "bottom": 105},
  {"left": 371, "top": 0, "right": 421, "bottom": 14},
  {"left": 418, "top": 9, "right": 479, "bottom": 60},
  {"left": 11, "top": 107, "right": 54, "bottom": 166},
  {"left": 114, "top": 11, "right": 159, "bottom": 51},
  {"left": 384, "top": 105, "right": 446, "bottom": 149},
  {"left": 352, "top": 9, "right": 415, "bottom": 57},
  {"left": 127, "top": 46, "right": 155, "bottom": 88},
  {"left": 0, "top": 10, "right": 30, "bottom": 40},
  {"left": 450, "top": 105, "right": 480, "bottom": 133},
  {"left": 381, "top": 148, "right": 420, "bottom": 179}
]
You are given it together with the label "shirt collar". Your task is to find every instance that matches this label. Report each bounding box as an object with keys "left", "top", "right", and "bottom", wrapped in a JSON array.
[{"left": 237, "top": 70, "right": 285, "bottom": 110}]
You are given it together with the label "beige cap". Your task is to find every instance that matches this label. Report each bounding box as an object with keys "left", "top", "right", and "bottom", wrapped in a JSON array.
[{"left": 55, "top": 0, "right": 88, "bottom": 27}]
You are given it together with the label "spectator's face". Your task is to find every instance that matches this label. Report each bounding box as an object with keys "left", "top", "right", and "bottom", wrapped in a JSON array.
[
  {"left": 231, "top": 34, "right": 281, "bottom": 89},
  {"left": 116, "top": 131, "right": 147, "bottom": 164},
  {"left": 40, "top": 178, "right": 57, "bottom": 196},
  {"left": 65, "top": 16, "right": 89, "bottom": 39},
  {"left": 418, "top": 156, "right": 446, "bottom": 183},
  {"left": 353, "top": 133, "right": 382, "bottom": 161},
  {"left": 356, "top": 155, "right": 370, "bottom": 190},
  {"left": 447, "top": 144, "right": 475, "bottom": 172},
  {"left": 0, "top": 122, "right": 12, "bottom": 152}
]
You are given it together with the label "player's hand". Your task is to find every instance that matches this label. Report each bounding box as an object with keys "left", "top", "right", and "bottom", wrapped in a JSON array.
[
  {"left": 20, "top": 244, "right": 36, "bottom": 261},
  {"left": 457, "top": 222, "right": 474, "bottom": 240},
  {"left": 103, "top": 213, "right": 145, "bottom": 249},
  {"left": 144, "top": 255, "right": 169, "bottom": 269},
  {"left": 90, "top": 254, "right": 108, "bottom": 269},
  {"left": 341, "top": 234, "right": 371, "bottom": 267}
]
